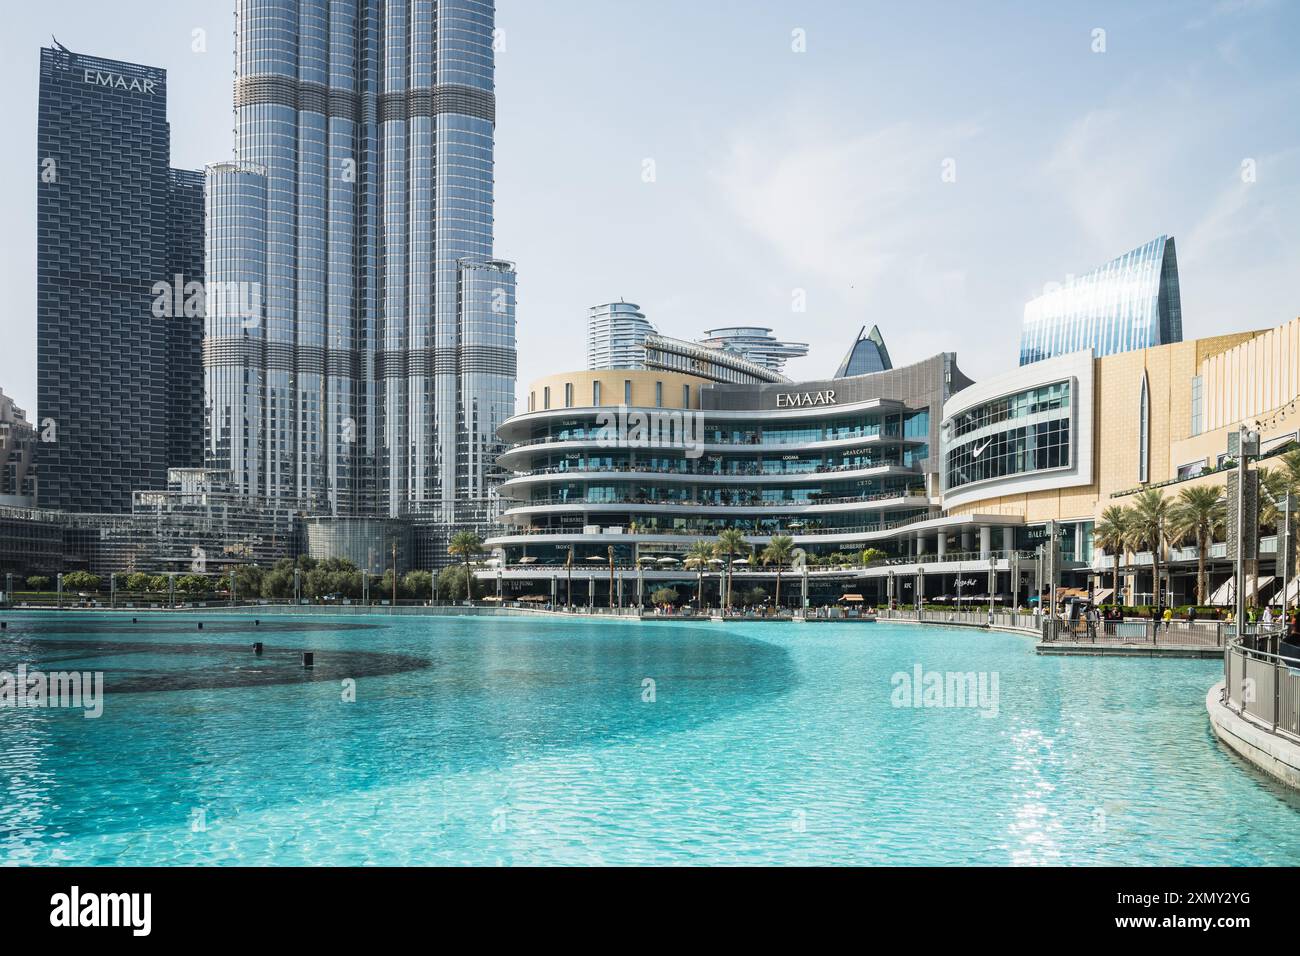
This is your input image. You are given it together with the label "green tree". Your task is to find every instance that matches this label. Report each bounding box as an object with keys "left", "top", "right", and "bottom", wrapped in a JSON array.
[
  {"left": 125, "top": 571, "right": 152, "bottom": 592},
  {"left": 685, "top": 539, "right": 715, "bottom": 611},
  {"left": 148, "top": 574, "right": 170, "bottom": 594},
  {"left": 1124, "top": 489, "right": 1173, "bottom": 610},
  {"left": 62, "top": 570, "right": 101, "bottom": 592},
  {"left": 760, "top": 534, "right": 795, "bottom": 610},
  {"left": 714, "top": 528, "right": 749, "bottom": 610},
  {"left": 448, "top": 531, "right": 485, "bottom": 603},
  {"left": 436, "top": 564, "right": 471, "bottom": 601},
  {"left": 1169, "top": 485, "right": 1225, "bottom": 606},
  {"left": 1094, "top": 505, "right": 1131, "bottom": 606},
  {"left": 175, "top": 573, "right": 210, "bottom": 594},
  {"left": 859, "top": 547, "right": 887, "bottom": 566},
  {"left": 231, "top": 564, "right": 264, "bottom": 601},
  {"left": 25, "top": 575, "right": 50, "bottom": 591},
  {"left": 402, "top": 570, "right": 433, "bottom": 601},
  {"left": 649, "top": 586, "right": 679, "bottom": 606},
  {"left": 261, "top": 567, "right": 294, "bottom": 599}
]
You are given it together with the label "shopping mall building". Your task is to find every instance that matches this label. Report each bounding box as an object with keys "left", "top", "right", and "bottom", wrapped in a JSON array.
[{"left": 482, "top": 317, "right": 1300, "bottom": 610}]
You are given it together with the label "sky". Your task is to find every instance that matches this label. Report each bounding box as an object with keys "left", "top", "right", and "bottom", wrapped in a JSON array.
[{"left": 1, "top": 0, "right": 1298, "bottom": 416}]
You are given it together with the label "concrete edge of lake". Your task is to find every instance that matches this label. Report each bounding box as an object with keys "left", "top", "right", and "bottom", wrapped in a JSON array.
[{"left": 1208, "top": 681, "right": 1300, "bottom": 792}]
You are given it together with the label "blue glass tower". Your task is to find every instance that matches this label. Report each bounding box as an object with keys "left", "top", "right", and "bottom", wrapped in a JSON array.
[
  {"left": 1018, "top": 235, "right": 1183, "bottom": 366},
  {"left": 205, "top": 0, "right": 516, "bottom": 528},
  {"left": 36, "top": 45, "right": 204, "bottom": 513}
]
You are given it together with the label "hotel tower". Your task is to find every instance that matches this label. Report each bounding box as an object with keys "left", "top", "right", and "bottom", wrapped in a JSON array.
[{"left": 205, "top": 0, "right": 516, "bottom": 556}]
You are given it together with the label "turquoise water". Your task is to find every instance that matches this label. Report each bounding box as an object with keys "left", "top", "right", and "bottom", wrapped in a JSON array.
[{"left": 2, "top": 612, "right": 1298, "bottom": 866}]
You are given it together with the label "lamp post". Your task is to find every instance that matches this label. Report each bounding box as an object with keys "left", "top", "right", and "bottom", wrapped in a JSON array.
[
  {"left": 1228, "top": 426, "right": 1260, "bottom": 632},
  {"left": 110, "top": 572, "right": 116, "bottom": 609},
  {"left": 988, "top": 552, "right": 997, "bottom": 621}
]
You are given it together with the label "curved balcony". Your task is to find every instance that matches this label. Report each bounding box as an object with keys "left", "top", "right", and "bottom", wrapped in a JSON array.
[
  {"left": 499, "top": 491, "right": 933, "bottom": 522},
  {"left": 484, "top": 510, "right": 939, "bottom": 549},
  {"left": 496, "top": 430, "right": 924, "bottom": 470},
  {"left": 496, "top": 396, "right": 909, "bottom": 442},
  {"left": 496, "top": 460, "right": 921, "bottom": 496}
]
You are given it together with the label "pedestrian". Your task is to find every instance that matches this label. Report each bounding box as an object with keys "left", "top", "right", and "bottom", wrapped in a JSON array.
[{"left": 1162, "top": 606, "right": 1172, "bottom": 632}]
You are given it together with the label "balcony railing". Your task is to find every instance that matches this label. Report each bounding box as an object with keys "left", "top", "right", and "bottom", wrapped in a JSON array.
[
  {"left": 490, "top": 510, "right": 941, "bottom": 541},
  {"left": 500, "top": 429, "right": 918, "bottom": 452},
  {"left": 505, "top": 490, "right": 930, "bottom": 510},
  {"left": 501, "top": 460, "right": 920, "bottom": 480},
  {"left": 1223, "top": 628, "right": 1300, "bottom": 742}
]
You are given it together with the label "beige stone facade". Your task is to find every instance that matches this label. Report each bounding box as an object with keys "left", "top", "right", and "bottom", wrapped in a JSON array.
[
  {"left": 524, "top": 370, "right": 706, "bottom": 414},
  {"left": 948, "top": 321, "right": 1299, "bottom": 526}
]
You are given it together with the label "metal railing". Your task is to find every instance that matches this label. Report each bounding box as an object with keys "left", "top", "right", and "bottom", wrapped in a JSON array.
[
  {"left": 1223, "top": 627, "right": 1300, "bottom": 742},
  {"left": 1040, "top": 617, "right": 1232, "bottom": 648},
  {"left": 874, "top": 607, "right": 1041, "bottom": 632}
]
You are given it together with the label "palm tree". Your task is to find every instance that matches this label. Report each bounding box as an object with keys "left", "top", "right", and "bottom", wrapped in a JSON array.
[
  {"left": 715, "top": 528, "right": 749, "bottom": 610},
  {"left": 1279, "top": 448, "right": 1300, "bottom": 492},
  {"left": 1248, "top": 468, "right": 1289, "bottom": 606},
  {"left": 448, "top": 531, "right": 484, "bottom": 603},
  {"left": 1169, "top": 485, "right": 1225, "bottom": 606},
  {"left": 760, "top": 534, "right": 795, "bottom": 611},
  {"left": 1093, "top": 505, "right": 1131, "bottom": 606},
  {"left": 1124, "top": 489, "right": 1172, "bottom": 610},
  {"left": 685, "top": 539, "right": 715, "bottom": 611}
]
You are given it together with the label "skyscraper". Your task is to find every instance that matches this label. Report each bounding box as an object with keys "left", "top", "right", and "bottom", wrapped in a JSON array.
[
  {"left": 587, "top": 301, "right": 656, "bottom": 370},
  {"left": 36, "top": 44, "right": 204, "bottom": 513},
  {"left": 205, "top": 0, "right": 516, "bottom": 538},
  {"left": 1018, "top": 235, "right": 1183, "bottom": 366}
]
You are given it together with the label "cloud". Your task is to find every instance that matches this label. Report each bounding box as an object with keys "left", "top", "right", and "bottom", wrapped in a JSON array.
[{"left": 707, "top": 113, "right": 981, "bottom": 303}]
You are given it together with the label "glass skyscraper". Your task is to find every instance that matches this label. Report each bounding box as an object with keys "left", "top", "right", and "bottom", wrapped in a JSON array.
[
  {"left": 1018, "top": 235, "right": 1183, "bottom": 366},
  {"left": 36, "top": 44, "right": 204, "bottom": 513},
  {"left": 205, "top": 0, "right": 516, "bottom": 528}
]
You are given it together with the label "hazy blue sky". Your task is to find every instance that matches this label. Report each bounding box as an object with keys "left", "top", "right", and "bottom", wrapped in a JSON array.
[{"left": 2, "top": 0, "right": 1298, "bottom": 416}]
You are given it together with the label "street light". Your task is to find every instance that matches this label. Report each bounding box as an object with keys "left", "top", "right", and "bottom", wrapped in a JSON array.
[{"left": 988, "top": 552, "right": 997, "bottom": 621}]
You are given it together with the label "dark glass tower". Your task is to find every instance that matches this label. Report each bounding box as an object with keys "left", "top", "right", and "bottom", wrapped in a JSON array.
[
  {"left": 206, "top": 0, "right": 517, "bottom": 531},
  {"left": 36, "top": 45, "right": 204, "bottom": 512}
]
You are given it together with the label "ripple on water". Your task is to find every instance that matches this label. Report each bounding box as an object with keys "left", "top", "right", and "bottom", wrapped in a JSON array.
[{"left": 1, "top": 613, "right": 1298, "bottom": 865}]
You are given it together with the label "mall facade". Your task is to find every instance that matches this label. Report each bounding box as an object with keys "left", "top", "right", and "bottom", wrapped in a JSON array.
[{"left": 482, "top": 316, "right": 1300, "bottom": 610}]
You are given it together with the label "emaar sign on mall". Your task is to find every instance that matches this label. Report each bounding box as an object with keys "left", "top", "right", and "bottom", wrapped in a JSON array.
[{"left": 775, "top": 389, "right": 836, "bottom": 408}]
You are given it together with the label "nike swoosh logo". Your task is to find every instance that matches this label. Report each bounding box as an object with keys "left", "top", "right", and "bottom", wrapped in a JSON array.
[{"left": 970, "top": 438, "right": 992, "bottom": 458}]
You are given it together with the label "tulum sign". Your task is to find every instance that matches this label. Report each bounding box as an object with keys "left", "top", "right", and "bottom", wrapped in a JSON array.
[
  {"left": 775, "top": 389, "right": 836, "bottom": 408},
  {"left": 83, "top": 69, "right": 157, "bottom": 95}
]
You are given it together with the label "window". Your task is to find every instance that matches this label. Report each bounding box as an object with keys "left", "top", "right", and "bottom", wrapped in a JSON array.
[
  {"left": 655, "top": 381, "right": 663, "bottom": 408},
  {"left": 682, "top": 384, "right": 690, "bottom": 407},
  {"left": 592, "top": 381, "right": 602, "bottom": 406},
  {"left": 1190, "top": 375, "right": 1203, "bottom": 436},
  {"left": 542, "top": 386, "right": 550, "bottom": 410},
  {"left": 564, "top": 383, "right": 573, "bottom": 408},
  {"left": 1138, "top": 372, "right": 1149, "bottom": 483},
  {"left": 624, "top": 380, "right": 632, "bottom": 404}
]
